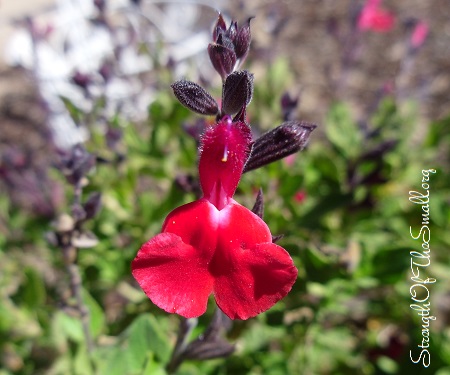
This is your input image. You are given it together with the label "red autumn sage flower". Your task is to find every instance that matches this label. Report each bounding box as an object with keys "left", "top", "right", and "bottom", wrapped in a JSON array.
[{"left": 132, "top": 116, "right": 298, "bottom": 320}]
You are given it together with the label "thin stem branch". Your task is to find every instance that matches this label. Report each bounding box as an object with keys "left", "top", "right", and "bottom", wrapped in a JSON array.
[
  {"left": 166, "top": 318, "right": 198, "bottom": 374},
  {"left": 62, "top": 243, "right": 95, "bottom": 370}
]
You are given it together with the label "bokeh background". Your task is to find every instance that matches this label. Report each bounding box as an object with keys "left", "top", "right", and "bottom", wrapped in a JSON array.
[{"left": 1, "top": 0, "right": 449, "bottom": 374}]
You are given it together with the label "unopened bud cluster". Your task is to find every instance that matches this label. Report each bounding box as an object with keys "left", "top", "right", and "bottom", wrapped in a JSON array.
[{"left": 171, "top": 13, "right": 317, "bottom": 172}]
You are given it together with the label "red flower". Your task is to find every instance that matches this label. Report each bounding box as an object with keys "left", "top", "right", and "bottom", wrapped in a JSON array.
[
  {"left": 132, "top": 116, "right": 298, "bottom": 320},
  {"left": 357, "top": 0, "right": 395, "bottom": 33}
]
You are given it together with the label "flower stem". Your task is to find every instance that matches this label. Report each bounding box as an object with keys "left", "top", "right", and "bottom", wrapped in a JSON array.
[
  {"left": 166, "top": 318, "right": 198, "bottom": 374},
  {"left": 62, "top": 243, "right": 95, "bottom": 371}
]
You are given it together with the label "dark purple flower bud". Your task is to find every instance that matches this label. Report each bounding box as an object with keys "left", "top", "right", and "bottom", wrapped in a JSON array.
[
  {"left": 171, "top": 80, "right": 219, "bottom": 116},
  {"left": 226, "top": 21, "right": 238, "bottom": 42},
  {"left": 232, "top": 105, "right": 247, "bottom": 124},
  {"left": 184, "top": 338, "right": 235, "bottom": 360},
  {"left": 234, "top": 18, "right": 252, "bottom": 61},
  {"left": 281, "top": 92, "right": 299, "bottom": 121},
  {"left": 72, "top": 71, "right": 91, "bottom": 89},
  {"left": 212, "top": 13, "right": 227, "bottom": 41},
  {"left": 359, "top": 140, "right": 398, "bottom": 162},
  {"left": 93, "top": 0, "right": 106, "bottom": 13},
  {"left": 272, "top": 234, "right": 284, "bottom": 243},
  {"left": 106, "top": 127, "right": 123, "bottom": 149},
  {"left": 99, "top": 61, "right": 113, "bottom": 82},
  {"left": 222, "top": 70, "right": 254, "bottom": 115},
  {"left": 83, "top": 192, "right": 102, "bottom": 220},
  {"left": 183, "top": 309, "right": 234, "bottom": 360},
  {"left": 251, "top": 189, "right": 264, "bottom": 219},
  {"left": 326, "top": 16, "right": 340, "bottom": 39},
  {"left": 59, "top": 144, "right": 96, "bottom": 185},
  {"left": 244, "top": 121, "right": 317, "bottom": 172},
  {"left": 72, "top": 203, "right": 86, "bottom": 222},
  {"left": 208, "top": 43, "right": 237, "bottom": 80}
]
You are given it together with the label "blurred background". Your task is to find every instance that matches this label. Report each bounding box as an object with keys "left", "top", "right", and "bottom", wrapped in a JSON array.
[{"left": 0, "top": 0, "right": 449, "bottom": 374}]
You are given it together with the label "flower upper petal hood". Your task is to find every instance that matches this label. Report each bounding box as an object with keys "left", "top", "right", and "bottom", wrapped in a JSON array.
[{"left": 199, "top": 116, "right": 251, "bottom": 210}]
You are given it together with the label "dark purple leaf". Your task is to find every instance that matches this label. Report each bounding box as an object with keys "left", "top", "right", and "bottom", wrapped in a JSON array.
[
  {"left": 272, "top": 234, "right": 284, "bottom": 243},
  {"left": 251, "top": 188, "right": 264, "bottom": 219}
]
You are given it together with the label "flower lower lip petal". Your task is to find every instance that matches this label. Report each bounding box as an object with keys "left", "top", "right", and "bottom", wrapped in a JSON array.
[
  {"left": 212, "top": 241, "right": 298, "bottom": 320},
  {"left": 209, "top": 203, "right": 297, "bottom": 320},
  {"left": 131, "top": 232, "right": 214, "bottom": 318}
]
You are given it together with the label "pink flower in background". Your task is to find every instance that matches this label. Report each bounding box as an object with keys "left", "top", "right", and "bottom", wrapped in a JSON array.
[
  {"left": 410, "top": 21, "right": 429, "bottom": 49},
  {"left": 283, "top": 154, "right": 296, "bottom": 166},
  {"left": 294, "top": 190, "right": 307, "bottom": 204},
  {"left": 357, "top": 0, "right": 395, "bottom": 33},
  {"left": 132, "top": 116, "right": 298, "bottom": 320}
]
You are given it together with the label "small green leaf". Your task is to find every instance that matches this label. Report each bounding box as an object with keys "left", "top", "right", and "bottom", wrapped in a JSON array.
[
  {"left": 22, "top": 267, "right": 46, "bottom": 309},
  {"left": 326, "top": 102, "right": 362, "bottom": 159},
  {"left": 53, "top": 311, "right": 84, "bottom": 344},
  {"left": 127, "top": 314, "right": 171, "bottom": 365},
  {"left": 82, "top": 289, "right": 105, "bottom": 338}
]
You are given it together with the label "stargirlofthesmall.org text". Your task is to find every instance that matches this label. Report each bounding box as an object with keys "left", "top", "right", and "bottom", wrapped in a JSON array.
[{"left": 408, "top": 168, "right": 437, "bottom": 368}]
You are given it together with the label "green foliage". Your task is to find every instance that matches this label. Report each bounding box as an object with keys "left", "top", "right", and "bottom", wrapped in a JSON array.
[{"left": 1, "top": 57, "right": 449, "bottom": 375}]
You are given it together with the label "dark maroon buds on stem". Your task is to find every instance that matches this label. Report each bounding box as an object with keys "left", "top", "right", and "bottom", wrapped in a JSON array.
[
  {"left": 208, "top": 14, "right": 253, "bottom": 80},
  {"left": 212, "top": 13, "right": 227, "bottom": 41},
  {"left": 281, "top": 92, "right": 300, "bottom": 121},
  {"left": 171, "top": 80, "right": 219, "bottom": 116},
  {"left": 82, "top": 192, "right": 102, "bottom": 221},
  {"left": 208, "top": 41, "right": 237, "bottom": 81},
  {"left": 134, "top": 12, "right": 314, "bottom": 325},
  {"left": 59, "top": 144, "right": 96, "bottom": 185},
  {"left": 233, "top": 18, "right": 252, "bottom": 62},
  {"left": 222, "top": 70, "right": 254, "bottom": 115},
  {"left": 244, "top": 121, "right": 317, "bottom": 172}
]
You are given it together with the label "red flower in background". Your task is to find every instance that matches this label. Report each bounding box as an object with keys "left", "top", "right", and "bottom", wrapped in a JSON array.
[
  {"left": 294, "top": 190, "right": 307, "bottom": 204},
  {"left": 132, "top": 116, "right": 298, "bottom": 320},
  {"left": 357, "top": 0, "right": 395, "bottom": 33}
]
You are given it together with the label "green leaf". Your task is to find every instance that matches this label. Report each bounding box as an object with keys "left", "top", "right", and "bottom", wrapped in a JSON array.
[
  {"left": 370, "top": 247, "right": 411, "bottom": 284},
  {"left": 239, "top": 321, "right": 285, "bottom": 354},
  {"left": 82, "top": 289, "right": 105, "bottom": 338},
  {"left": 22, "top": 267, "right": 46, "bottom": 309},
  {"left": 127, "top": 314, "right": 171, "bottom": 365},
  {"left": 53, "top": 311, "right": 84, "bottom": 344},
  {"left": 326, "top": 102, "right": 362, "bottom": 159},
  {"left": 94, "top": 314, "right": 171, "bottom": 375}
]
